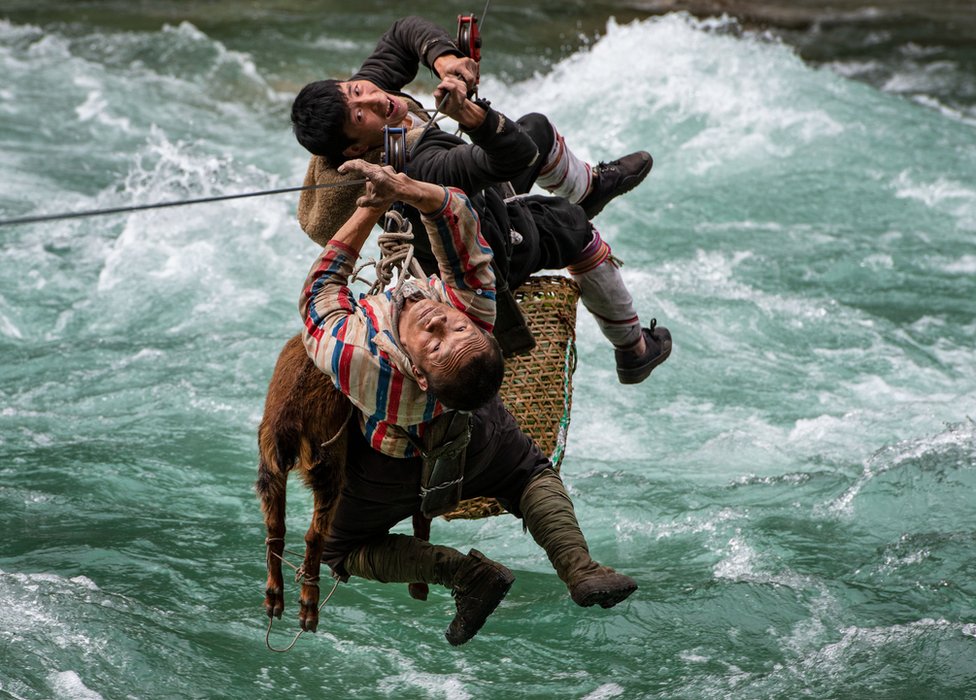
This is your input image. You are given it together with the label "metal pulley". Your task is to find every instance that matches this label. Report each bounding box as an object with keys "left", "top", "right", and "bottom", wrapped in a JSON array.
[
  {"left": 457, "top": 14, "right": 481, "bottom": 63},
  {"left": 382, "top": 126, "right": 409, "bottom": 173}
]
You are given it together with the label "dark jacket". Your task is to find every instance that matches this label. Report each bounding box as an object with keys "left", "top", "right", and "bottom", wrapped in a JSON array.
[{"left": 350, "top": 16, "right": 543, "bottom": 287}]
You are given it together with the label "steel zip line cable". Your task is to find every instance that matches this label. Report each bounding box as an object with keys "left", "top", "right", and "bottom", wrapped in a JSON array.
[{"left": 0, "top": 179, "right": 368, "bottom": 227}]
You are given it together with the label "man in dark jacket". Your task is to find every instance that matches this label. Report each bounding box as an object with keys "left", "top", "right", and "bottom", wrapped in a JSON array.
[{"left": 291, "top": 15, "right": 671, "bottom": 385}]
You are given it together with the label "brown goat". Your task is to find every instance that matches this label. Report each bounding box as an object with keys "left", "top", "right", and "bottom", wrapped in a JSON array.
[{"left": 255, "top": 334, "right": 430, "bottom": 633}]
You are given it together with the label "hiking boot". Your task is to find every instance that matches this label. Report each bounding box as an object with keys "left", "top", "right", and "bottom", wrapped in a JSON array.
[
  {"left": 570, "top": 566, "right": 638, "bottom": 608},
  {"left": 520, "top": 469, "right": 639, "bottom": 610},
  {"left": 615, "top": 320, "right": 671, "bottom": 385},
  {"left": 579, "top": 151, "right": 653, "bottom": 219},
  {"left": 445, "top": 549, "right": 515, "bottom": 646}
]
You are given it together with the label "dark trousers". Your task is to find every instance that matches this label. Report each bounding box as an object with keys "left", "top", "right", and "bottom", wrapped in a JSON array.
[
  {"left": 406, "top": 112, "right": 592, "bottom": 290},
  {"left": 510, "top": 113, "right": 556, "bottom": 195},
  {"left": 322, "top": 395, "right": 552, "bottom": 580},
  {"left": 502, "top": 113, "right": 594, "bottom": 289}
]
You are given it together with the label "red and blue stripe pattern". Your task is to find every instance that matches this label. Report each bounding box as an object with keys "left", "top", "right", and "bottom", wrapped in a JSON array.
[{"left": 298, "top": 188, "right": 494, "bottom": 458}]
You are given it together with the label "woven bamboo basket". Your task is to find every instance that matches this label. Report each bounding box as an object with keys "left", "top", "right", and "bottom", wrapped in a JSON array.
[{"left": 442, "top": 275, "right": 580, "bottom": 520}]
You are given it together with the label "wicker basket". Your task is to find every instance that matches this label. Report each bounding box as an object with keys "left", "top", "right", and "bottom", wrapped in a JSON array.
[{"left": 442, "top": 275, "right": 580, "bottom": 520}]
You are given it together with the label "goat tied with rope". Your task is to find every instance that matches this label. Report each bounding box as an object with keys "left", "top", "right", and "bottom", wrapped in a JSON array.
[
  {"left": 256, "top": 335, "right": 436, "bottom": 633},
  {"left": 256, "top": 205, "right": 437, "bottom": 633}
]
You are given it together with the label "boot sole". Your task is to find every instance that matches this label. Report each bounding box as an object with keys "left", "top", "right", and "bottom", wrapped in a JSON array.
[{"left": 572, "top": 580, "right": 638, "bottom": 609}]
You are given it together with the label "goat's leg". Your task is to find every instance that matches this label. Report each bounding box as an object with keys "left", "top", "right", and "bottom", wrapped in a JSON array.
[
  {"left": 298, "top": 442, "right": 345, "bottom": 633},
  {"left": 298, "top": 520, "right": 325, "bottom": 632},
  {"left": 256, "top": 454, "right": 287, "bottom": 620}
]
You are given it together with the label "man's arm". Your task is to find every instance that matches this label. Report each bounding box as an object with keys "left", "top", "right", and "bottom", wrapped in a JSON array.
[
  {"left": 350, "top": 17, "right": 539, "bottom": 200},
  {"left": 424, "top": 188, "right": 496, "bottom": 331},
  {"left": 340, "top": 159, "right": 497, "bottom": 329},
  {"left": 352, "top": 16, "right": 472, "bottom": 93},
  {"left": 300, "top": 161, "right": 495, "bottom": 383},
  {"left": 300, "top": 162, "right": 451, "bottom": 341},
  {"left": 401, "top": 73, "right": 540, "bottom": 198},
  {"left": 411, "top": 111, "right": 540, "bottom": 199}
]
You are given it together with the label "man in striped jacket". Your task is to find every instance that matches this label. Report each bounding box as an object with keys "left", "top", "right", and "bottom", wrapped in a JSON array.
[{"left": 299, "top": 159, "right": 637, "bottom": 646}]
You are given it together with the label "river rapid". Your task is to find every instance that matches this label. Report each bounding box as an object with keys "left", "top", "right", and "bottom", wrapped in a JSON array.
[{"left": 2, "top": 2, "right": 975, "bottom": 698}]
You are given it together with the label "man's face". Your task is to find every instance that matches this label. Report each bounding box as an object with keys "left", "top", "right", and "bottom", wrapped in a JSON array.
[
  {"left": 398, "top": 298, "right": 489, "bottom": 391},
  {"left": 339, "top": 80, "right": 410, "bottom": 157}
]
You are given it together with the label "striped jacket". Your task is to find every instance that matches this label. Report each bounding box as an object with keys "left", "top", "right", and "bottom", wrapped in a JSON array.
[{"left": 300, "top": 187, "right": 496, "bottom": 458}]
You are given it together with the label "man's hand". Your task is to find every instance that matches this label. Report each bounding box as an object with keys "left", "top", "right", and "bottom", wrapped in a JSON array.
[
  {"left": 338, "top": 159, "right": 448, "bottom": 214},
  {"left": 433, "top": 54, "right": 479, "bottom": 91},
  {"left": 338, "top": 159, "right": 402, "bottom": 210},
  {"left": 433, "top": 75, "right": 486, "bottom": 131}
]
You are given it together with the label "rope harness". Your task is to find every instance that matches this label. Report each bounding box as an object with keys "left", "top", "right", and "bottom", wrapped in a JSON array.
[{"left": 264, "top": 537, "right": 341, "bottom": 653}]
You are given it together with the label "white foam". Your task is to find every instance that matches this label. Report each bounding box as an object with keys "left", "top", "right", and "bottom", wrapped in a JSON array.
[
  {"left": 87, "top": 125, "right": 299, "bottom": 335},
  {"left": 938, "top": 254, "right": 976, "bottom": 274},
  {"left": 713, "top": 534, "right": 826, "bottom": 593},
  {"left": 779, "top": 590, "right": 837, "bottom": 657},
  {"left": 0, "top": 306, "right": 24, "bottom": 339},
  {"left": 893, "top": 170, "right": 976, "bottom": 230},
  {"left": 825, "top": 422, "right": 976, "bottom": 516},
  {"left": 712, "top": 532, "right": 760, "bottom": 581},
  {"left": 824, "top": 58, "right": 885, "bottom": 79},
  {"left": 68, "top": 575, "right": 100, "bottom": 591},
  {"left": 26, "top": 33, "right": 72, "bottom": 61},
  {"left": 157, "top": 21, "right": 274, "bottom": 101},
  {"left": 48, "top": 671, "right": 105, "bottom": 700},
  {"left": 74, "top": 89, "right": 132, "bottom": 131},
  {"left": 380, "top": 673, "right": 471, "bottom": 700},
  {"left": 582, "top": 683, "right": 626, "bottom": 700},
  {"left": 310, "top": 36, "right": 366, "bottom": 52},
  {"left": 619, "top": 507, "right": 743, "bottom": 541},
  {"left": 791, "top": 618, "right": 955, "bottom": 674},
  {"left": 911, "top": 94, "right": 976, "bottom": 127},
  {"left": 491, "top": 14, "right": 844, "bottom": 179},
  {"left": 0, "top": 571, "right": 108, "bottom": 657},
  {"left": 374, "top": 649, "right": 472, "bottom": 700}
]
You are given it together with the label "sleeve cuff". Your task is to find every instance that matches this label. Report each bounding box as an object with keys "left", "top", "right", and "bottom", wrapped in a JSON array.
[
  {"left": 459, "top": 100, "right": 499, "bottom": 140},
  {"left": 423, "top": 43, "right": 463, "bottom": 70},
  {"left": 327, "top": 240, "right": 360, "bottom": 258},
  {"left": 419, "top": 187, "right": 452, "bottom": 219}
]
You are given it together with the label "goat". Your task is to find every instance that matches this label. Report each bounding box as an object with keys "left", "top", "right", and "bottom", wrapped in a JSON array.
[{"left": 255, "top": 334, "right": 430, "bottom": 634}]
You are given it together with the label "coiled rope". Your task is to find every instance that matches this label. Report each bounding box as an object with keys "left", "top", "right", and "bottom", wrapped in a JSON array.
[{"left": 353, "top": 207, "right": 426, "bottom": 295}]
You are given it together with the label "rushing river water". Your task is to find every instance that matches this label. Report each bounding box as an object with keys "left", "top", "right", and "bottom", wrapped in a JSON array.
[{"left": 2, "top": 2, "right": 975, "bottom": 698}]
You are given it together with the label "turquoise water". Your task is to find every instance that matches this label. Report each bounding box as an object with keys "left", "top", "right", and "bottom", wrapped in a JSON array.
[{"left": 2, "top": 4, "right": 975, "bottom": 699}]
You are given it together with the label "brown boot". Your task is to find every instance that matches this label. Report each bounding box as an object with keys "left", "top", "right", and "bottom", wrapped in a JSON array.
[
  {"left": 519, "top": 470, "right": 637, "bottom": 608},
  {"left": 344, "top": 534, "right": 514, "bottom": 645},
  {"left": 445, "top": 549, "right": 515, "bottom": 646}
]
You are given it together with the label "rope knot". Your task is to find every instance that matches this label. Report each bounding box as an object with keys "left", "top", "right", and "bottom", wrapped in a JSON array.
[{"left": 351, "top": 208, "right": 428, "bottom": 296}]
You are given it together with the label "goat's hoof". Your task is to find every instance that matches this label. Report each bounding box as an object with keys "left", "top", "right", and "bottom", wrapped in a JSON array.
[
  {"left": 264, "top": 586, "right": 285, "bottom": 619},
  {"left": 299, "top": 609, "right": 319, "bottom": 632},
  {"left": 299, "top": 595, "right": 320, "bottom": 632}
]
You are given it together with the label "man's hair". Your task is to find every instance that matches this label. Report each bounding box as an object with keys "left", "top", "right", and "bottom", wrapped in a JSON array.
[
  {"left": 425, "top": 332, "right": 505, "bottom": 412},
  {"left": 291, "top": 79, "right": 352, "bottom": 166}
]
